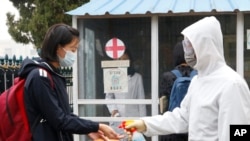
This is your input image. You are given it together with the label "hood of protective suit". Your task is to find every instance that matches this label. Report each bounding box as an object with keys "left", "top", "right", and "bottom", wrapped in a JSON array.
[{"left": 181, "top": 16, "right": 226, "bottom": 76}]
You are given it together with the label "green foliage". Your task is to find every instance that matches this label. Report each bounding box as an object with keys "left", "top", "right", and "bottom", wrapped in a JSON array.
[{"left": 6, "top": 0, "right": 89, "bottom": 49}]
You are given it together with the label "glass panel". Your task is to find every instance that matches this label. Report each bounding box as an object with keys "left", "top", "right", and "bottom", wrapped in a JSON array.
[
  {"left": 78, "top": 18, "right": 151, "bottom": 118},
  {"left": 244, "top": 14, "right": 250, "bottom": 86},
  {"left": 78, "top": 104, "right": 151, "bottom": 117},
  {"left": 158, "top": 15, "right": 236, "bottom": 79},
  {"left": 83, "top": 28, "right": 96, "bottom": 116},
  {"left": 220, "top": 16, "right": 236, "bottom": 70},
  {"left": 78, "top": 104, "right": 110, "bottom": 117}
]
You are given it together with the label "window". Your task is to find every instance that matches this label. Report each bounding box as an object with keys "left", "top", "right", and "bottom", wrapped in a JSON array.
[
  {"left": 244, "top": 14, "right": 250, "bottom": 86},
  {"left": 77, "top": 17, "right": 152, "bottom": 141},
  {"left": 158, "top": 15, "right": 236, "bottom": 77}
]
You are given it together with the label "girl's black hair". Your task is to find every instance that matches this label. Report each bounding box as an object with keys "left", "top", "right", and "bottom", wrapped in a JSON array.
[
  {"left": 40, "top": 23, "right": 79, "bottom": 62},
  {"left": 173, "top": 41, "right": 186, "bottom": 66},
  {"left": 124, "top": 48, "right": 136, "bottom": 76}
]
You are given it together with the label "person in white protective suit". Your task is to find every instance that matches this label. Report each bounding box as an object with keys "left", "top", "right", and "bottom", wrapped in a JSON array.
[{"left": 125, "top": 16, "right": 250, "bottom": 141}]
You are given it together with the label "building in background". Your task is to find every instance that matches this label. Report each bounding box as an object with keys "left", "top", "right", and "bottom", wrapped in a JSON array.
[{"left": 0, "top": 40, "right": 38, "bottom": 59}]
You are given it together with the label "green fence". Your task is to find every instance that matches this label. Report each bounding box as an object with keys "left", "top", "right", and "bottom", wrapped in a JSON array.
[{"left": 0, "top": 54, "right": 73, "bottom": 111}]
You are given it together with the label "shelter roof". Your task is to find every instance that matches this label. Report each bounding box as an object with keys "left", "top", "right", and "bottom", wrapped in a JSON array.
[{"left": 66, "top": 0, "right": 250, "bottom": 16}]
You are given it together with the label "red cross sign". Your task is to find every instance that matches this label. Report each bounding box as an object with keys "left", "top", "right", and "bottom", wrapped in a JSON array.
[{"left": 105, "top": 38, "right": 126, "bottom": 59}]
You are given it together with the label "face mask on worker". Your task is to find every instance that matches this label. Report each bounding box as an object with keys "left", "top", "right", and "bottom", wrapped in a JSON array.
[
  {"left": 58, "top": 48, "right": 76, "bottom": 67},
  {"left": 182, "top": 37, "right": 197, "bottom": 68}
]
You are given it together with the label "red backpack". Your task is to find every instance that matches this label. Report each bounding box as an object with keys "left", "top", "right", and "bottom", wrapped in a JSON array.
[{"left": 0, "top": 69, "right": 53, "bottom": 141}]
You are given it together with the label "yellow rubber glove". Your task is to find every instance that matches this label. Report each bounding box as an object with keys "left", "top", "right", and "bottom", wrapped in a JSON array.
[{"left": 125, "top": 120, "right": 146, "bottom": 132}]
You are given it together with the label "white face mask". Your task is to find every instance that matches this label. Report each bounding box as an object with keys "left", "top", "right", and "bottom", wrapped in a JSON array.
[
  {"left": 182, "top": 38, "right": 197, "bottom": 68},
  {"left": 58, "top": 48, "right": 76, "bottom": 67}
]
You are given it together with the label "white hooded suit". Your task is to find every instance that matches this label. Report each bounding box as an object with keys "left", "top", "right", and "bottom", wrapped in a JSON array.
[{"left": 141, "top": 16, "right": 250, "bottom": 141}]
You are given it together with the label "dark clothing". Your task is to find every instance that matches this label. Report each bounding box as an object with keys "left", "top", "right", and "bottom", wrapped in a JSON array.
[
  {"left": 18, "top": 58, "right": 99, "bottom": 141},
  {"left": 159, "top": 65, "right": 193, "bottom": 99},
  {"left": 159, "top": 134, "right": 188, "bottom": 141},
  {"left": 159, "top": 65, "right": 193, "bottom": 141}
]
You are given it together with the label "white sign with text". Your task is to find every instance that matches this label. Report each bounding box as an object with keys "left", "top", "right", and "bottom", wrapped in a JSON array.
[{"left": 103, "top": 68, "right": 128, "bottom": 93}]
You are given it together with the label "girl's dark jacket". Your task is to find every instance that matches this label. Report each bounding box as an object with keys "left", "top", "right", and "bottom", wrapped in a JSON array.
[{"left": 18, "top": 58, "right": 99, "bottom": 141}]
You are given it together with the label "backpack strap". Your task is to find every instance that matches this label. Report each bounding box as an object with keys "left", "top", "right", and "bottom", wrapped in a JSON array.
[
  {"left": 171, "top": 69, "right": 182, "bottom": 78},
  {"left": 190, "top": 70, "right": 197, "bottom": 78}
]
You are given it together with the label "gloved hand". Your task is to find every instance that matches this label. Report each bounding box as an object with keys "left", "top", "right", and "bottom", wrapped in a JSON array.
[{"left": 125, "top": 120, "right": 146, "bottom": 132}]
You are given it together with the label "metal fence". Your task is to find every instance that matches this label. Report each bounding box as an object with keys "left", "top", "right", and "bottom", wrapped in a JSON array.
[{"left": 0, "top": 55, "right": 73, "bottom": 111}]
